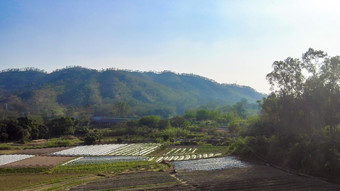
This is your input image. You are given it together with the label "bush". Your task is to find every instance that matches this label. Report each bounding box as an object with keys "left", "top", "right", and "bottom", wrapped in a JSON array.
[
  {"left": 84, "top": 132, "right": 98, "bottom": 145},
  {"left": 45, "top": 139, "right": 72, "bottom": 147}
]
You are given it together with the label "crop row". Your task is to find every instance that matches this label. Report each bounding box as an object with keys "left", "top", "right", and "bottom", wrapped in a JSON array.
[
  {"left": 0, "top": 154, "right": 35, "bottom": 166},
  {"left": 164, "top": 148, "right": 197, "bottom": 156},
  {"left": 109, "top": 143, "right": 161, "bottom": 156},
  {"left": 51, "top": 144, "right": 128, "bottom": 156},
  {"left": 51, "top": 143, "right": 161, "bottom": 156},
  {"left": 64, "top": 156, "right": 148, "bottom": 165},
  {"left": 153, "top": 153, "right": 222, "bottom": 162}
]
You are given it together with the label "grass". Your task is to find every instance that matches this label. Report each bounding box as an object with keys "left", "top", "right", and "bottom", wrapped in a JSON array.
[
  {"left": 51, "top": 161, "right": 169, "bottom": 174},
  {"left": 0, "top": 149, "right": 18, "bottom": 154},
  {"left": 0, "top": 161, "right": 169, "bottom": 175},
  {"left": 0, "top": 137, "right": 81, "bottom": 151},
  {"left": 0, "top": 167, "right": 49, "bottom": 174},
  {"left": 0, "top": 143, "right": 31, "bottom": 150},
  {"left": 0, "top": 160, "right": 170, "bottom": 190},
  {"left": 36, "top": 175, "right": 99, "bottom": 191},
  {"left": 41, "top": 138, "right": 75, "bottom": 147},
  {"left": 0, "top": 173, "right": 73, "bottom": 191}
]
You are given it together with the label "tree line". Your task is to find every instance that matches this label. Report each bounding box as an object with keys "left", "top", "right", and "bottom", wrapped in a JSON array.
[
  {"left": 234, "top": 48, "right": 340, "bottom": 178},
  {"left": 0, "top": 116, "right": 90, "bottom": 143}
]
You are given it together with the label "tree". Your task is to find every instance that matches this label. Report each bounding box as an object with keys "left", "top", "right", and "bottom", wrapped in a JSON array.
[
  {"left": 266, "top": 57, "right": 304, "bottom": 97},
  {"left": 158, "top": 119, "right": 170, "bottom": 129},
  {"left": 84, "top": 131, "right": 98, "bottom": 145},
  {"left": 196, "top": 109, "right": 211, "bottom": 121},
  {"left": 65, "top": 106, "right": 75, "bottom": 118},
  {"left": 232, "top": 101, "right": 246, "bottom": 119},
  {"left": 138, "top": 116, "right": 160, "bottom": 128},
  {"left": 48, "top": 117, "right": 76, "bottom": 137},
  {"left": 113, "top": 101, "right": 129, "bottom": 117},
  {"left": 170, "top": 116, "right": 189, "bottom": 128},
  {"left": 183, "top": 110, "right": 196, "bottom": 121},
  {"left": 78, "top": 104, "right": 92, "bottom": 128},
  {"left": 250, "top": 48, "right": 340, "bottom": 175}
]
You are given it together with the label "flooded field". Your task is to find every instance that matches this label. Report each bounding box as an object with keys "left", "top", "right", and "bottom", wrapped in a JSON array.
[{"left": 172, "top": 156, "right": 249, "bottom": 171}]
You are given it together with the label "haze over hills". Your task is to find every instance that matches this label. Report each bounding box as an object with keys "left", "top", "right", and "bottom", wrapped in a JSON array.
[{"left": 0, "top": 67, "right": 265, "bottom": 117}]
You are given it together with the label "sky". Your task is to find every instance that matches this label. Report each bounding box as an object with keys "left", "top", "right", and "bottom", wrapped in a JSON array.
[{"left": 1, "top": 0, "right": 340, "bottom": 93}]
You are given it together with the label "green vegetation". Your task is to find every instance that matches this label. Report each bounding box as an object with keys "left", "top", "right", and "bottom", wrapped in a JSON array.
[
  {"left": 2, "top": 48, "right": 339, "bottom": 183},
  {"left": 0, "top": 98, "right": 252, "bottom": 146},
  {"left": 231, "top": 49, "right": 340, "bottom": 179},
  {"left": 0, "top": 167, "right": 48, "bottom": 174},
  {"left": 51, "top": 161, "right": 168, "bottom": 174},
  {"left": 103, "top": 101, "right": 253, "bottom": 145},
  {"left": 0, "top": 173, "right": 75, "bottom": 191},
  {"left": 0, "top": 161, "right": 169, "bottom": 190},
  {"left": 0, "top": 67, "right": 263, "bottom": 118},
  {"left": 42, "top": 137, "right": 81, "bottom": 147}
]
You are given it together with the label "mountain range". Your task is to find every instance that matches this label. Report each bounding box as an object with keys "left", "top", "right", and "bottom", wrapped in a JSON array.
[{"left": 0, "top": 67, "right": 265, "bottom": 117}]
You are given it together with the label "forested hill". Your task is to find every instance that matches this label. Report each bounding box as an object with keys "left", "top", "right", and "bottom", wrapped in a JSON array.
[{"left": 0, "top": 67, "right": 264, "bottom": 117}]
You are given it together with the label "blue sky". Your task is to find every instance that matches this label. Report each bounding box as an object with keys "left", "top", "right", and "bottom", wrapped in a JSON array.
[{"left": 1, "top": 0, "right": 340, "bottom": 93}]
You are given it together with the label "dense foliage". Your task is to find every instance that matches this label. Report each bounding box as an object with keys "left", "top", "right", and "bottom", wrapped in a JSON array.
[
  {"left": 0, "top": 116, "right": 90, "bottom": 143},
  {"left": 0, "top": 100, "right": 252, "bottom": 146},
  {"left": 106, "top": 101, "right": 254, "bottom": 145},
  {"left": 0, "top": 68, "right": 263, "bottom": 118},
  {"left": 238, "top": 49, "right": 340, "bottom": 178}
]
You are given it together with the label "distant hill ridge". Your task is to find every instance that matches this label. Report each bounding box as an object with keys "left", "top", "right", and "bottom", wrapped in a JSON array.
[{"left": 0, "top": 67, "right": 265, "bottom": 117}]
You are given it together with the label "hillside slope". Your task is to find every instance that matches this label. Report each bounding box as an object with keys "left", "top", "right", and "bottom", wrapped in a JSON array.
[{"left": 0, "top": 67, "right": 264, "bottom": 117}]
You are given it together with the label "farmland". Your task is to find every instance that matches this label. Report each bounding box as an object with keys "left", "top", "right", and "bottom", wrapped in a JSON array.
[
  {"left": 109, "top": 143, "right": 161, "bottom": 156},
  {"left": 175, "top": 165, "right": 340, "bottom": 190},
  {"left": 0, "top": 154, "right": 34, "bottom": 166},
  {"left": 152, "top": 146, "right": 224, "bottom": 162},
  {"left": 66, "top": 156, "right": 147, "bottom": 165},
  {"left": 51, "top": 144, "right": 127, "bottom": 156},
  {"left": 172, "top": 156, "right": 249, "bottom": 171},
  {"left": 1, "top": 156, "right": 75, "bottom": 168},
  {"left": 0, "top": 144, "right": 226, "bottom": 170},
  {"left": 0, "top": 143, "right": 339, "bottom": 190}
]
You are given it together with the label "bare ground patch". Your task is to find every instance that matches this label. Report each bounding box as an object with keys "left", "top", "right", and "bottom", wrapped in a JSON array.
[
  {"left": 13, "top": 147, "right": 70, "bottom": 155},
  {"left": 70, "top": 171, "right": 183, "bottom": 190},
  {"left": 1, "top": 156, "right": 75, "bottom": 168},
  {"left": 176, "top": 165, "right": 340, "bottom": 191}
]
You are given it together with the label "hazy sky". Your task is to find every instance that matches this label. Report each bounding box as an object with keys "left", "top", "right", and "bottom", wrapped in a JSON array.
[{"left": 1, "top": 0, "right": 340, "bottom": 93}]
